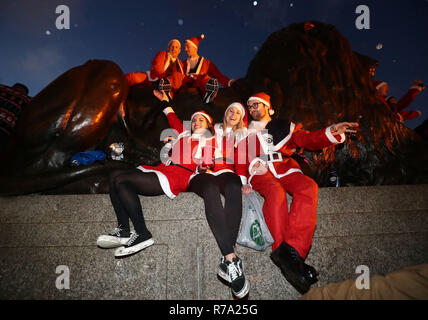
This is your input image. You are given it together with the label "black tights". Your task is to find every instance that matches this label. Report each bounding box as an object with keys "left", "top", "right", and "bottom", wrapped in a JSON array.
[
  {"left": 188, "top": 172, "right": 243, "bottom": 256},
  {"left": 109, "top": 169, "right": 164, "bottom": 240},
  {"left": 109, "top": 169, "right": 243, "bottom": 255}
]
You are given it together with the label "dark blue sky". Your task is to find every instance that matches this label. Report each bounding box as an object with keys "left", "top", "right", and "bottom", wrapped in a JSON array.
[{"left": 1, "top": 0, "right": 427, "bottom": 129}]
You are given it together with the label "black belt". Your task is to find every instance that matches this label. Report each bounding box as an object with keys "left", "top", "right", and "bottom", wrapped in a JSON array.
[{"left": 169, "top": 162, "right": 194, "bottom": 173}]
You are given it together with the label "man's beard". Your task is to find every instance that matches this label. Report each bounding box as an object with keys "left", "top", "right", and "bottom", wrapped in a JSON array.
[{"left": 250, "top": 111, "right": 263, "bottom": 121}]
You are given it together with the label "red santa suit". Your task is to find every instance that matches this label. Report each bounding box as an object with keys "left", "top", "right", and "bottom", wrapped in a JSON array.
[
  {"left": 234, "top": 118, "right": 346, "bottom": 259},
  {"left": 373, "top": 80, "right": 423, "bottom": 122},
  {"left": 137, "top": 108, "right": 216, "bottom": 199},
  {"left": 177, "top": 35, "right": 234, "bottom": 97},
  {"left": 125, "top": 50, "right": 185, "bottom": 92},
  {"left": 391, "top": 85, "right": 423, "bottom": 121},
  {"left": 182, "top": 56, "right": 233, "bottom": 91},
  {"left": 162, "top": 107, "right": 234, "bottom": 178}
]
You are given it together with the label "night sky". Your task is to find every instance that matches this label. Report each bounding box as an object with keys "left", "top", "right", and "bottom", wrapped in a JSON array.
[{"left": 1, "top": 0, "right": 427, "bottom": 129}]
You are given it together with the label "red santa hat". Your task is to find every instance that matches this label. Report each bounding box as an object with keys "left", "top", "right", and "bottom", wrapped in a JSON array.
[
  {"left": 191, "top": 110, "right": 213, "bottom": 124},
  {"left": 225, "top": 102, "right": 248, "bottom": 126},
  {"left": 247, "top": 92, "right": 275, "bottom": 115},
  {"left": 372, "top": 80, "right": 387, "bottom": 90},
  {"left": 186, "top": 34, "right": 205, "bottom": 49}
]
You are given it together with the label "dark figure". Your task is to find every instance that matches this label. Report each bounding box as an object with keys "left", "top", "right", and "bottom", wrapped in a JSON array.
[{"left": 0, "top": 83, "right": 31, "bottom": 150}]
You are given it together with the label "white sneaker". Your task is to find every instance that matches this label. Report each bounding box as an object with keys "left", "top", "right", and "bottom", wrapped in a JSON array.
[
  {"left": 114, "top": 233, "right": 154, "bottom": 257},
  {"left": 97, "top": 227, "right": 133, "bottom": 249}
]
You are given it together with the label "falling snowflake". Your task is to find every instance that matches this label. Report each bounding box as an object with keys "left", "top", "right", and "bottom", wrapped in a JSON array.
[
  {"left": 45, "top": 30, "right": 51, "bottom": 35},
  {"left": 254, "top": 46, "right": 259, "bottom": 51},
  {"left": 376, "top": 43, "right": 383, "bottom": 50},
  {"left": 290, "top": 2, "right": 294, "bottom": 7},
  {"left": 178, "top": 19, "right": 184, "bottom": 26},
  {"left": 253, "top": 1, "right": 258, "bottom": 6}
]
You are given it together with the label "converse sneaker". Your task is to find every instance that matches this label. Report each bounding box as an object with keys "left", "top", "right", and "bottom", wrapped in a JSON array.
[
  {"left": 114, "top": 233, "right": 154, "bottom": 257},
  {"left": 97, "top": 227, "right": 133, "bottom": 249},
  {"left": 217, "top": 256, "right": 229, "bottom": 283},
  {"left": 226, "top": 257, "right": 249, "bottom": 299},
  {"left": 203, "top": 77, "right": 219, "bottom": 104}
]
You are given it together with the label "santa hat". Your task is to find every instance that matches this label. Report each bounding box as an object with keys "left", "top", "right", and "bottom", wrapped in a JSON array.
[
  {"left": 186, "top": 34, "right": 205, "bottom": 49},
  {"left": 372, "top": 80, "right": 387, "bottom": 90},
  {"left": 225, "top": 102, "right": 248, "bottom": 126},
  {"left": 168, "top": 39, "right": 181, "bottom": 47},
  {"left": 191, "top": 110, "right": 213, "bottom": 124},
  {"left": 385, "top": 96, "right": 393, "bottom": 102},
  {"left": 247, "top": 92, "right": 275, "bottom": 115}
]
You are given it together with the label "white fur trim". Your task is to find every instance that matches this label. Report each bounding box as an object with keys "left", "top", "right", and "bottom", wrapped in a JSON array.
[
  {"left": 273, "top": 168, "right": 303, "bottom": 179},
  {"left": 248, "top": 120, "right": 269, "bottom": 131},
  {"left": 196, "top": 57, "right": 204, "bottom": 75},
  {"left": 163, "top": 107, "right": 174, "bottom": 115},
  {"left": 137, "top": 166, "right": 176, "bottom": 199},
  {"left": 207, "top": 169, "right": 234, "bottom": 176},
  {"left": 410, "top": 86, "right": 423, "bottom": 92},
  {"left": 248, "top": 158, "right": 267, "bottom": 176},
  {"left": 225, "top": 102, "right": 246, "bottom": 119},
  {"left": 191, "top": 110, "right": 212, "bottom": 123},
  {"left": 239, "top": 175, "right": 248, "bottom": 185},
  {"left": 325, "top": 125, "right": 346, "bottom": 144},
  {"left": 247, "top": 96, "right": 271, "bottom": 108},
  {"left": 146, "top": 70, "right": 158, "bottom": 82},
  {"left": 186, "top": 39, "right": 198, "bottom": 49},
  {"left": 375, "top": 81, "right": 387, "bottom": 90}
]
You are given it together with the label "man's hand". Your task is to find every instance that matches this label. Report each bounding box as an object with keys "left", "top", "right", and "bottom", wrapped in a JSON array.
[
  {"left": 153, "top": 89, "right": 168, "bottom": 101},
  {"left": 413, "top": 79, "right": 425, "bottom": 90},
  {"left": 330, "top": 122, "right": 359, "bottom": 135},
  {"left": 242, "top": 184, "right": 253, "bottom": 194}
]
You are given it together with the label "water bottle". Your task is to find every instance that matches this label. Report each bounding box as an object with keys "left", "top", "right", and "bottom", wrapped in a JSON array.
[{"left": 329, "top": 171, "right": 340, "bottom": 187}]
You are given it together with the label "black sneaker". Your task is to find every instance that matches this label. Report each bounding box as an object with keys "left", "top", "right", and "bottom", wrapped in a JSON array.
[
  {"left": 226, "top": 257, "right": 249, "bottom": 299},
  {"left": 114, "top": 233, "right": 154, "bottom": 257},
  {"left": 158, "top": 77, "right": 172, "bottom": 93},
  {"left": 217, "top": 256, "right": 229, "bottom": 283},
  {"left": 203, "top": 77, "right": 219, "bottom": 103},
  {"left": 96, "top": 227, "right": 133, "bottom": 249}
]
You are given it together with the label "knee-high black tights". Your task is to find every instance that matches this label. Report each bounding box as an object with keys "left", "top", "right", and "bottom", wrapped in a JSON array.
[
  {"left": 108, "top": 169, "right": 164, "bottom": 240},
  {"left": 188, "top": 172, "right": 243, "bottom": 256}
]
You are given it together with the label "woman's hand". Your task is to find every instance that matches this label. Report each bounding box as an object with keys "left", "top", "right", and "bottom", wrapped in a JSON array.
[
  {"left": 330, "top": 122, "right": 359, "bottom": 135},
  {"left": 153, "top": 89, "right": 168, "bottom": 102},
  {"left": 241, "top": 184, "right": 253, "bottom": 194}
]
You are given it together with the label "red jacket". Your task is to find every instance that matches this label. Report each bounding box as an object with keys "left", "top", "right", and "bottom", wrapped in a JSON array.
[
  {"left": 126, "top": 51, "right": 184, "bottom": 86},
  {"left": 163, "top": 107, "right": 216, "bottom": 171},
  {"left": 183, "top": 56, "right": 232, "bottom": 88},
  {"left": 235, "top": 119, "right": 345, "bottom": 185}
]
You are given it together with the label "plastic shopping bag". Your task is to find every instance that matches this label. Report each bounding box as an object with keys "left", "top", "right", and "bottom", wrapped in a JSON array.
[{"left": 237, "top": 191, "right": 274, "bottom": 251}]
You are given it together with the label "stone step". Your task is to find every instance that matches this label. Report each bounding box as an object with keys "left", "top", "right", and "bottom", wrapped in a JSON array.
[{"left": 0, "top": 185, "right": 427, "bottom": 299}]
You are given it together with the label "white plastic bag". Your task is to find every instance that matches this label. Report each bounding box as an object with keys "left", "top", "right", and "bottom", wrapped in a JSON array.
[{"left": 237, "top": 191, "right": 274, "bottom": 251}]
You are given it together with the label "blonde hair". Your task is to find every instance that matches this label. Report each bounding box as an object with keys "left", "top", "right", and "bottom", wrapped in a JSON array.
[{"left": 222, "top": 108, "right": 245, "bottom": 132}]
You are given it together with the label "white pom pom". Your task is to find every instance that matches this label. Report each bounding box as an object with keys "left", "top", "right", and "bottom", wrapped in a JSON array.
[{"left": 200, "top": 34, "right": 205, "bottom": 39}]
